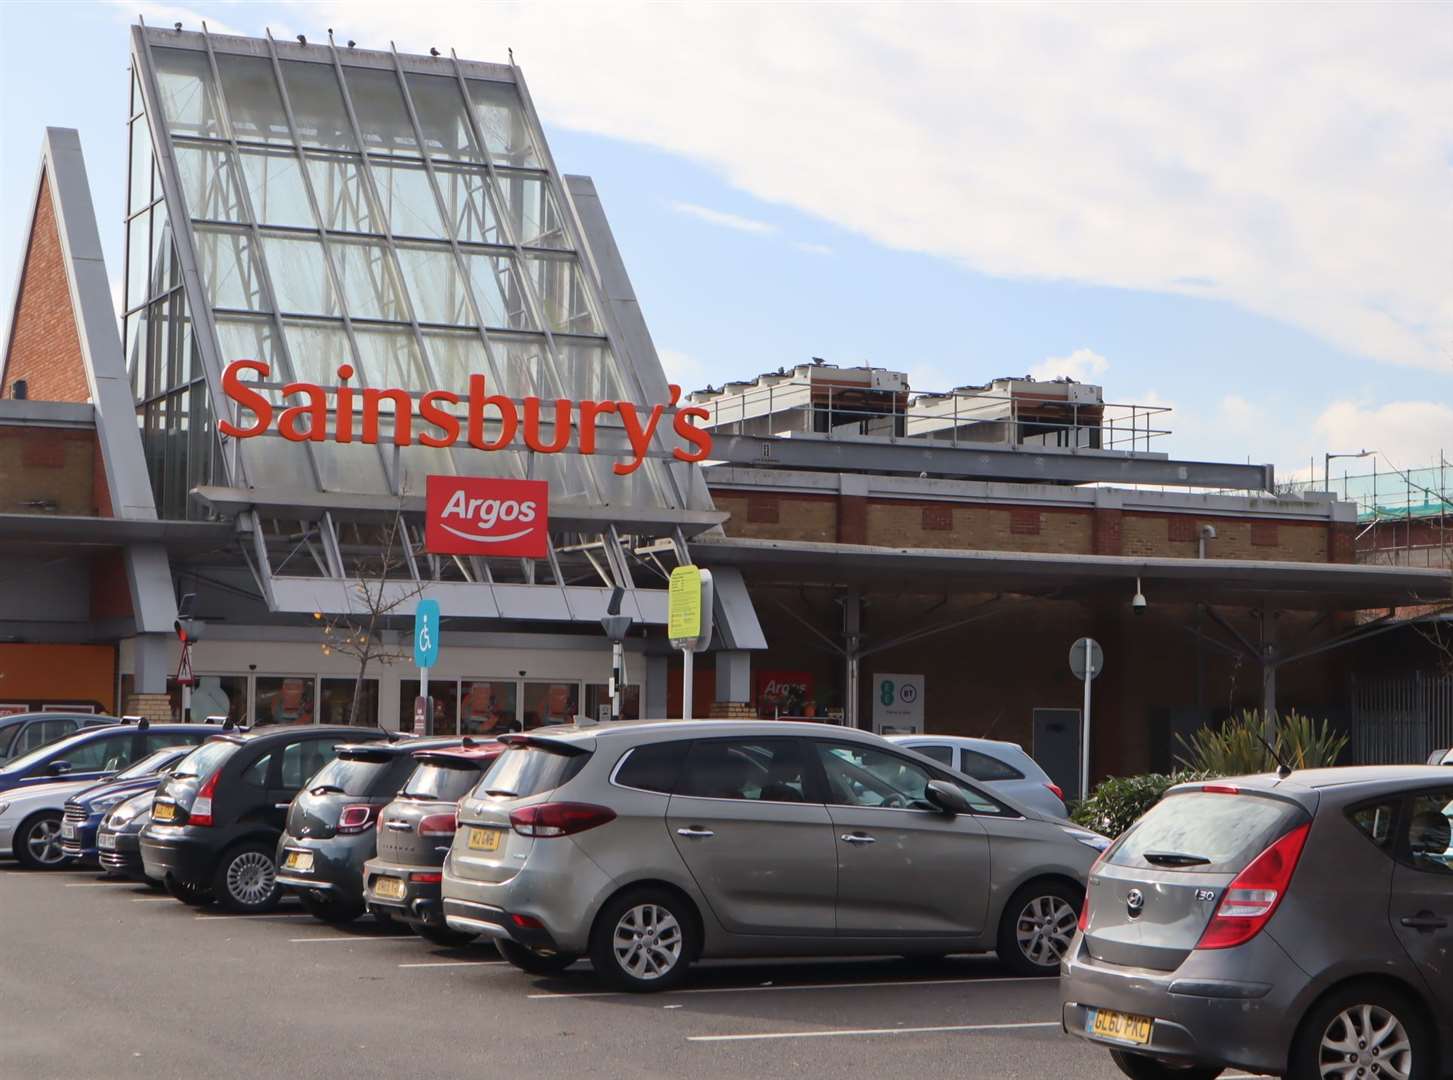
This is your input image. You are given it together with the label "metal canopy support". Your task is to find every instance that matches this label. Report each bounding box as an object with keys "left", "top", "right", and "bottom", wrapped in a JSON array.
[{"left": 1261, "top": 602, "right": 1278, "bottom": 735}]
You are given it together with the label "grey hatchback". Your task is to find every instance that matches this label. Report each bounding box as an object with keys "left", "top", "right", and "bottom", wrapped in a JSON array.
[
  {"left": 442, "top": 720, "right": 1105, "bottom": 991},
  {"left": 1061, "top": 767, "right": 1453, "bottom": 1080}
]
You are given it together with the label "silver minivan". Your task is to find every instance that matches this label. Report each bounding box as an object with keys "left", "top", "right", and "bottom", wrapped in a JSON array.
[{"left": 442, "top": 720, "right": 1106, "bottom": 991}]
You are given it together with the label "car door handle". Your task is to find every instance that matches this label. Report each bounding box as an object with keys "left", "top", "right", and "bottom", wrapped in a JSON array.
[
  {"left": 384, "top": 821, "right": 413, "bottom": 832},
  {"left": 274, "top": 803, "right": 291, "bottom": 809},
  {"left": 840, "top": 833, "right": 876, "bottom": 844},
  {"left": 1400, "top": 913, "right": 1449, "bottom": 931},
  {"left": 676, "top": 827, "right": 714, "bottom": 838}
]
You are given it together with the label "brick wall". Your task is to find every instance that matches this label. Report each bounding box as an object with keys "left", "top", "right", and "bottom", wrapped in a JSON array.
[
  {"left": 2, "top": 175, "right": 90, "bottom": 403},
  {"left": 713, "top": 492, "right": 839, "bottom": 543},
  {"left": 0, "top": 424, "right": 100, "bottom": 514},
  {"left": 1120, "top": 512, "right": 1328, "bottom": 562}
]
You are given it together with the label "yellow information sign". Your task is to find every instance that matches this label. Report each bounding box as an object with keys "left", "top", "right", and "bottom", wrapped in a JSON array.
[{"left": 668, "top": 565, "right": 703, "bottom": 644}]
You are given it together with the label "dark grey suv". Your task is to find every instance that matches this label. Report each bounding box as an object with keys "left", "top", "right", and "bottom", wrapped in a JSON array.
[{"left": 1061, "top": 767, "right": 1453, "bottom": 1080}]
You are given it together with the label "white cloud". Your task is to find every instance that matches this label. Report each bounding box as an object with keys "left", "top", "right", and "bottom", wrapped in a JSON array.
[
  {"left": 669, "top": 202, "right": 776, "bottom": 236},
  {"left": 112, "top": 1, "right": 244, "bottom": 36},
  {"left": 1315, "top": 400, "right": 1453, "bottom": 476},
  {"left": 326, "top": 2, "right": 1453, "bottom": 372},
  {"left": 793, "top": 241, "right": 834, "bottom": 256},
  {"left": 658, "top": 347, "right": 710, "bottom": 392},
  {"left": 1030, "top": 347, "right": 1109, "bottom": 383}
]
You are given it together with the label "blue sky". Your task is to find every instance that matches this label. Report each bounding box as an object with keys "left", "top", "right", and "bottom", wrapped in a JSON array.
[{"left": 2, "top": 2, "right": 1450, "bottom": 481}]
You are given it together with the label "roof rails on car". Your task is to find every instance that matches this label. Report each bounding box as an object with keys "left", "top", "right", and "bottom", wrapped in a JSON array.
[
  {"left": 120, "top": 715, "right": 143, "bottom": 725},
  {"left": 204, "top": 714, "right": 228, "bottom": 725}
]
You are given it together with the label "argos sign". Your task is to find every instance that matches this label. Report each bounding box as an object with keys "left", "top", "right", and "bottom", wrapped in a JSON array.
[{"left": 425, "top": 476, "right": 548, "bottom": 558}]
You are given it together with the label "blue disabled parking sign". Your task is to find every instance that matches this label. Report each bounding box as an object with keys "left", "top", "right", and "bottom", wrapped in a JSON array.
[{"left": 413, "top": 599, "right": 440, "bottom": 669}]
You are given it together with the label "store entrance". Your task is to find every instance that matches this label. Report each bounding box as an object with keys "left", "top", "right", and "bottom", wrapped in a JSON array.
[{"left": 397, "top": 678, "right": 642, "bottom": 735}]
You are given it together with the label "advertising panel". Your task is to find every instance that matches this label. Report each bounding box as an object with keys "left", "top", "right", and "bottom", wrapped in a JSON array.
[{"left": 425, "top": 476, "right": 549, "bottom": 558}]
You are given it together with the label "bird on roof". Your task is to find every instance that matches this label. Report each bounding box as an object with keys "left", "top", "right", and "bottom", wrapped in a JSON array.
[
  {"left": 297, "top": 34, "right": 306, "bottom": 45},
  {"left": 430, "top": 47, "right": 440, "bottom": 56}
]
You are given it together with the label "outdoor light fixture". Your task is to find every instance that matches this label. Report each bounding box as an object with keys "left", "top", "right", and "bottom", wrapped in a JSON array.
[
  {"left": 1131, "top": 577, "right": 1147, "bottom": 615},
  {"left": 1324, "top": 449, "right": 1374, "bottom": 495}
]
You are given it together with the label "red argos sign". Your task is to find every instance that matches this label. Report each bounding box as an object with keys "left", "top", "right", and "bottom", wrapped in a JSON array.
[{"left": 425, "top": 476, "right": 548, "bottom": 558}]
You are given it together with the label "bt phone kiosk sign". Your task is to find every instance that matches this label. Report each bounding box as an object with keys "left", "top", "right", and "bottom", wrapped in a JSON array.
[{"left": 425, "top": 476, "right": 548, "bottom": 558}]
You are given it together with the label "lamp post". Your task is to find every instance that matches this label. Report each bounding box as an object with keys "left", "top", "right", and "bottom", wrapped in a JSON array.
[{"left": 1325, "top": 449, "right": 1374, "bottom": 498}]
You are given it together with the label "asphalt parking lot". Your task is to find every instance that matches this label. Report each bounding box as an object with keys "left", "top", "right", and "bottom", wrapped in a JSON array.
[{"left": 0, "top": 864, "right": 1272, "bottom": 1080}]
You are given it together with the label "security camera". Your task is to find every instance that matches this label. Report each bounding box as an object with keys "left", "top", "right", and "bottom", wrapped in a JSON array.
[
  {"left": 1199, "top": 524, "right": 1217, "bottom": 540},
  {"left": 1131, "top": 576, "right": 1147, "bottom": 614}
]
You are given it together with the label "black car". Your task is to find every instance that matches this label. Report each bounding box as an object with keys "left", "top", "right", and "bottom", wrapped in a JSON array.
[
  {"left": 0, "top": 712, "right": 117, "bottom": 763},
  {"left": 140, "top": 725, "right": 389, "bottom": 913},
  {"left": 362, "top": 741, "right": 503, "bottom": 945},
  {"left": 277, "top": 737, "right": 467, "bottom": 924}
]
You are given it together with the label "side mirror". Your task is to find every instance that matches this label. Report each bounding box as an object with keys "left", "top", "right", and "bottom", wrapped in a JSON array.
[
  {"left": 47, "top": 759, "right": 73, "bottom": 776},
  {"left": 924, "top": 779, "right": 974, "bottom": 815}
]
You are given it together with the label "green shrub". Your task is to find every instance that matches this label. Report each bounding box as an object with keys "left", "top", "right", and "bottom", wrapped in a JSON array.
[
  {"left": 1175, "top": 709, "right": 1348, "bottom": 775},
  {"left": 1071, "top": 771, "right": 1210, "bottom": 838}
]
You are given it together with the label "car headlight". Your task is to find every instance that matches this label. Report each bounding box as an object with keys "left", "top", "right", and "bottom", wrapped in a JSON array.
[
  {"left": 109, "top": 802, "right": 142, "bottom": 826},
  {"left": 90, "top": 793, "right": 126, "bottom": 814},
  {"left": 1060, "top": 825, "right": 1111, "bottom": 852}
]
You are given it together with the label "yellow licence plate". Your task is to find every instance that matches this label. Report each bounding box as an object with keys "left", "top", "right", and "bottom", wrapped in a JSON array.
[
  {"left": 1089, "top": 1008, "right": 1153, "bottom": 1046},
  {"left": 153, "top": 803, "right": 176, "bottom": 822},
  {"left": 284, "top": 850, "right": 314, "bottom": 871},
  {"left": 374, "top": 876, "right": 406, "bottom": 900},
  {"left": 467, "top": 827, "right": 502, "bottom": 852}
]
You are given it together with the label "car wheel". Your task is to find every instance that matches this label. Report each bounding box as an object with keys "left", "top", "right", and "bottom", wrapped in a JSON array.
[
  {"left": 996, "top": 879, "right": 1083, "bottom": 976},
  {"left": 496, "top": 938, "right": 579, "bottom": 975},
  {"left": 13, "top": 812, "right": 69, "bottom": 870},
  {"left": 588, "top": 887, "right": 698, "bottom": 992},
  {"left": 1109, "top": 1050, "right": 1222, "bottom": 1080},
  {"left": 1289, "top": 982, "right": 1431, "bottom": 1080},
  {"left": 414, "top": 923, "right": 479, "bottom": 948},
  {"left": 299, "top": 893, "right": 364, "bottom": 925},
  {"left": 211, "top": 843, "right": 281, "bottom": 914},
  {"left": 163, "top": 873, "right": 213, "bottom": 906}
]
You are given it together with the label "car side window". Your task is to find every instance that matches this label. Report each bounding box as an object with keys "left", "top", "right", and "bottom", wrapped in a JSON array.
[
  {"left": 911, "top": 744, "right": 955, "bottom": 767},
  {"left": 278, "top": 738, "right": 347, "bottom": 790},
  {"left": 1348, "top": 800, "right": 1399, "bottom": 851},
  {"left": 1401, "top": 791, "right": 1453, "bottom": 877},
  {"left": 18, "top": 719, "right": 73, "bottom": 756},
  {"left": 676, "top": 739, "right": 808, "bottom": 802},
  {"left": 614, "top": 741, "right": 691, "bottom": 793},
  {"left": 144, "top": 732, "right": 203, "bottom": 752},
  {"left": 240, "top": 752, "right": 273, "bottom": 788},
  {"left": 814, "top": 742, "right": 935, "bottom": 810},
  {"left": 57, "top": 733, "right": 135, "bottom": 772},
  {"left": 958, "top": 748, "right": 1024, "bottom": 782}
]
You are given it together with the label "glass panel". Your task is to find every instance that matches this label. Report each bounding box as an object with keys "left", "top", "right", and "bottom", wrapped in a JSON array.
[
  {"left": 437, "top": 167, "right": 500, "bottom": 246},
  {"left": 522, "top": 682, "right": 578, "bottom": 729},
  {"left": 491, "top": 335, "right": 551, "bottom": 398},
  {"left": 1403, "top": 791, "right": 1453, "bottom": 874},
  {"left": 395, "top": 245, "right": 472, "bottom": 326},
  {"left": 558, "top": 339, "right": 622, "bottom": 401},
  {"left": 214, "top": 53, "right": 291, "bottom": 145},
  {"left": 126, "top": 210, "right": 151, "bottom": 311},
  {"left": 152, "top": 47, "right": 226, "bottom": 139},
  {"left": 341, "top": 66, "right": 419, "bottom": 156},
  {"left": 305, "top": 152, "right": 377, "bottom": 234},
  {"left": 279, "top": 60, "right": 356, "bottom": 151},
  {"left": 263, "top": 235, "right": 337, "bottom": 316},
  {"left": 215, "top": 315, "right": 278, "bottom": 371},
  {"left": 175, "top": 142, "right": 244, "bottom": 221},
  {"left": 463, "top": 252, "right": 533, "bottom": 331},
  {"left": 404, "top": 73, "right": 481, "bottom": 161},
  {"left": 331, "top": 239, "right": 407, "bottom": 320},
  {"left": 423, "top": 330, "right": 488, "bottom": 389},
  {"left": 188, "top": 674, "right": 248, "bottom": 726},
  {"left": 371, "top": 161, "right": 446, "bottom": 239},
  {"left": 353, "top": 326, "right": 429, "bottom": 388},
  {"left": 239, "top": 150, "right": 315, "bottom": 228},
  {"left": 465, "top": 80, "right": 539, "bottom": 167},
  {"left": 399, "top": 679, "right": 459, "bottom": 736},
  {"left": 148, "top": 216, "right": 175, "bottom": 297},
  {"left": 585, "top": 683, "right": 640, "bottom": 723},
  {"left": 460, "top": 680, "right": 518, "bottom": 734},
  {"left": 319, "top": 678, "right": 379, "bottom": 726},
  {"left": 493, "top": 172, "right": 568, "bottom": 249},
  {"left": 277, "top": 321, "right": 389, "bottom": 494},
  {"left": 255, "top": 676, "right": 316, "bottom": 725},
  {"left": 523, "top": 256, "right": 599, "bottom": 334},
  {"left": 678, "top": 739, "right": 806, "bottom": 802},
  {"left": 398, "top": 443, "right": 453, "bottom": 499},
  {"left": 194, "top": 225, "right": 268, "bottom": 311},
  {"left": 129, "top": 116, "right": 153, "bottom": 215}
]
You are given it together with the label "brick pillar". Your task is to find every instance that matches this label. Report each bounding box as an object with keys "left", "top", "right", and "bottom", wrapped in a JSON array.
[
  {"left": 124, "top": 693, "right": 174, "bottom": 722},
  {"left": 838, "top": 474, "right": 868, "bottom": 544},
  {"left": 1328, "top": 522, "right": 1356, "bottom": 563},
  {"left": 1092, "top": 508, "right": 1123, "bottom": 555}
]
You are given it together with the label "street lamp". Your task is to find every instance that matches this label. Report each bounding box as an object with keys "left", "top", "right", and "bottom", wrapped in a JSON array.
[{"left": 1325, "top": 449, "right": 1374, "bottom": 497}]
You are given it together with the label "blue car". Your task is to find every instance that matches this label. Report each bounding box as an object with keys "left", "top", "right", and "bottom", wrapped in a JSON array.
[
  {"left": 60, "top": 747, "right": 193, "bottom": 865},
  {"left": 0, "top": 720, "right": 209, "bottom": 795}
]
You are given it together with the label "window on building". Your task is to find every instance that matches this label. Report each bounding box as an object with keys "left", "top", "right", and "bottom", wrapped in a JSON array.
[
  {"left": 585, "top": 683, "right": 640, "bottom": 723},
  {"left": 460, "top": 680, "right": 519, "bottom": 735},
  {"left": 522, "top": 682, "right": 578, "bottom": 729},
  {"left": 400, "top": 679, "right": 458, "bottom": 736},
  {"left": 319, "top": 678, "right": 378, "bottom": 727},
  {"left": 254, "top": 677, "right": 315, "bottom": 726}
]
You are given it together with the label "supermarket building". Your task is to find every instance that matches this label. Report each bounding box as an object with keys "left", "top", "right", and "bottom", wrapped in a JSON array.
[{"left": 0, "top": 25, "right": 1446, "bottom": 794}]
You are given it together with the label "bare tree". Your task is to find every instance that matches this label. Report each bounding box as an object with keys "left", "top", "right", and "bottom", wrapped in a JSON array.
[{"left": 314, "top": 511, "right": 426, "bottom": 726}]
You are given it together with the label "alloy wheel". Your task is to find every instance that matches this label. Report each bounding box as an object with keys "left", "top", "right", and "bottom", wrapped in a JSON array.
[
  {"left": 1014, "top": 894, "right": 1077, "bottom": 967},
  {"left": 612, "top": 903, "right": 683, "bottom": 981},
  {"left": 225, "top": 850, "right": 276, "bottom": 907},
  {"left": 1318, "top": 1003, "right": 1413, "bottom": 1080},
  {"left": 26, "top": 818, "right": 66, "bottom": 866}
]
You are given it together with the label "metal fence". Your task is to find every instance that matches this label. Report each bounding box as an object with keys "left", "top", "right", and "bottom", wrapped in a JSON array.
[{"left": 1350, "top": 673, "right": 1453, "bottom": 764}]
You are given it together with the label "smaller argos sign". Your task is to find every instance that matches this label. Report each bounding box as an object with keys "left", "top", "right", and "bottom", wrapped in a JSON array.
[{"left": 425, "top": 476, "right": 548, "bottom": 558}]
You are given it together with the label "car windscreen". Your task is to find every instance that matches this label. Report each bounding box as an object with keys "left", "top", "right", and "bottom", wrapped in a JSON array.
[
  {"left": 305, "top": 753, "right": 405, "bottom": 797},
  {"left": 0, "top": 731, "right": 90, "bottom": 775},
  {"left": 169, "top": 739, "right": 240, "bottom": 780},
  {"left": 399, "top": 761, "right": 486, "bottom": 802},
  {"left": 114, "top": 748, "right": 183, "bottom": 781},
  {"left": 475, "top": 745, "right": 588, "bottom": 799},
  {"left": 1108, "top": 790, "right": 1308, "bottom": 874}
]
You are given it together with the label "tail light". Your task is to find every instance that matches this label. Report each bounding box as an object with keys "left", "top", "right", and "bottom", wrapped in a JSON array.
[
  {"left": 510, "top": 913, "right": 544, "bottom": 929},
  {"left": 508, "top": 802, "right": 617, "bottom": 838},
  {"left": 1201, "top": 784, "right": 1241, "bottom": 795},
  {"left": 337, "top": 805, "right": 379, "bottom": 834},
  {"left": 188, "top": 771, "right": 222, "bottom": 827},
  {"left": 1078, "top": 847, "right": 1110, "bottom": 932},
  {"left": 417, "top": 812, "right": 457, "bottom": 836},
  {"left": 1045, "top": 782, "right": 1065, "bottom": 802},
  {"left": 1196, "top": 822, "right": 1310, "bottom": 950},
  {"left": 409, "top": 871, "right": 443, "bottom": 884}
]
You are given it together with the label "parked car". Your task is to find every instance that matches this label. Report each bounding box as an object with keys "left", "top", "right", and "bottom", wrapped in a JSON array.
[
  {"left": 888, "top": 734, "right": 1069, "bottom": 818},
  {"left": 0, "top": 725, "right": 212, "bottom": 868},
  {"left": 60, "top": 747, "right": 193, "bottom": 865},
  {"left": 140, "top": 725, "right": 390, "bottom": 912},
  {"left": 277, "top": 736, "right": 469, "bottom": 924},
  {"left": 443, "top": 720, "right": 1107, "bottom": 990},
  {"left": 0, "top": 718, "right": 204, "bottom": 795},
  {"left": 97, "top": 789, "right": 160, "bottom": 881},
  {"left": 0, "top": 712, "right": 116, "bottom": 762},
  {"left": 363, "top": 741, "right": 504, "bottom": 944},
  {"left": 1061, "top": 767, "right": 1453, "bottom": 1080}
]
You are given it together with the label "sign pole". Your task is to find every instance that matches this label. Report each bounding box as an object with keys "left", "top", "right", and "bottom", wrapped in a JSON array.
[
  {"left": 682, "top": 647, "right": 694, "bottom": 721},
  {"left": 1081, "top": 637, "right": 1093, "bottom": 801}
]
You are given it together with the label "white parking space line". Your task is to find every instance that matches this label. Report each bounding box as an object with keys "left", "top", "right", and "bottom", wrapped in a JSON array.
[
  {"left": 194, "top": 913, "right": 314, "bottom": 921},
  {"left": 689, "top": 1020, "right": 1060, "bottom": 1042},
  {"left": 397, "top": 960, "right": 506, "bottom": 968},
  {"left": 529, "top": 974, "right": 1043, "bottom": 1001},
  {"left": 287, "top": 935, "right": 417, "bottom": 943},
  {"left": 64, "top": 881, "right": 136, "bottom": 887},
  {"left": 130, "top": 897, "right": 177, "bottom": 902}
]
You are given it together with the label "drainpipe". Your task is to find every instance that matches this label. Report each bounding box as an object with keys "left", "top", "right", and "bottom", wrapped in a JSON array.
[{"left": 1198, "top": 523, "right": 1217, "bottom": 560}]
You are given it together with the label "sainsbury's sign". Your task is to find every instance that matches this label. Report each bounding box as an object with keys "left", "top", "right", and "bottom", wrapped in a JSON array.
[
  {"left": 218, "top": 360, "right": 713, "bottom": 476},
  {"left": 425, "top": 476, "right": 547, "bottom": 558}
]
